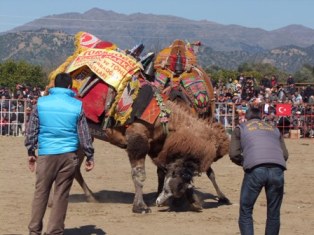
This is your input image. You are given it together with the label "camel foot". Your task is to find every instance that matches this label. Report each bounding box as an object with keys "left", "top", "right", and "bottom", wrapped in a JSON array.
[
  {"left": 218, "top": 197, "right": 231, "bottom": 205},
  {"left": 132, "top": 206, "right": 152, "bottom": 214}
]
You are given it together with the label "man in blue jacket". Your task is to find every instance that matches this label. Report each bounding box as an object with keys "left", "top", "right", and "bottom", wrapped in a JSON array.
[
  {"left": 25, "top": 72, "right": 95, "bottom": 235},
  {"left": 229, "top": 106, "right": 289, "bottom": 235}
]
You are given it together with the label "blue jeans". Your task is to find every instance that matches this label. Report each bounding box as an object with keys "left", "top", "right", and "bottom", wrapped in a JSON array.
[{"left": 239, "top": 166, "right": 284, "bottom": 235}]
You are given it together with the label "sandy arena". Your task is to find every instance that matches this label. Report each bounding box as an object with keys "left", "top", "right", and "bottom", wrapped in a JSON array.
[{"left": 0, "top": 137, "right": 313, "bottom": 235}]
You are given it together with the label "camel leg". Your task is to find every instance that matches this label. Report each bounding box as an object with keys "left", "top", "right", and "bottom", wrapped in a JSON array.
[
  {"left": 157, "top": 167, "right": 166, "bottom": 195},
  {"left": 126, "top": 131, "right": 151, "bottom": 213},
  {"left": 75, "top": 149, "right": 97, "bottom": 202},
  {"left": 155, "top": 166, "right": 169, "bottom": 207},
  {"left": 131, "top": 159, "right": 151, "bottom": 213},
  {"left": 206, "top": 167, "right": 231, "bottom": 204}
]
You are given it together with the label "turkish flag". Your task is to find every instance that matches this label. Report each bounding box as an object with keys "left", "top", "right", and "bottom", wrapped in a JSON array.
[{"left": 276, "top": 104, "right": 292, "bottom": 116}]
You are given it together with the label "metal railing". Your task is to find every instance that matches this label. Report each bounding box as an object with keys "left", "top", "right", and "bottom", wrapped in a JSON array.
[
  {"left": 1, "top": 99, "right": 313, "bottom": 138},
  {"left": 0, "top": 99, "right": 30, "bottom": 136},
  {"left": 215, "top": 102, "right": 314, "bottom": 138}
]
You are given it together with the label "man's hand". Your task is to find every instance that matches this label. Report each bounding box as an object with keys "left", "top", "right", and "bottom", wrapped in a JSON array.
[
  {"left": 28, "top": 156, "right": 37, "bottom": 172},
  {"left": 230, "top": 155, "right": 243, "bottom": 166},
  {"left": 85, "top": 160, "right": 94, "bottom": 172}
]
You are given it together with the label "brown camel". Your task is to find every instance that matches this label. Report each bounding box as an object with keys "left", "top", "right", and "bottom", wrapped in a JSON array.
[
  {"left": 46, "top": 34, "right": 228, "bottom": 213},
  {"left": 73, "top": 96, "right": 230, "bottom": 213},
  {"left": 148, "top": 40, "right": 229, "bottom": 210},
  {"left": 155, "top": 119, "right": 230, "bottom": 210}
]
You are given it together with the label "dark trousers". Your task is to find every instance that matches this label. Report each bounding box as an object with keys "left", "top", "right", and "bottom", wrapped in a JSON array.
[
  {"left": 239, "top": 166, "right": 284, "bottom": 235},
  {"left": 29, "top": 152, "right": 78, "bottom": 235}
]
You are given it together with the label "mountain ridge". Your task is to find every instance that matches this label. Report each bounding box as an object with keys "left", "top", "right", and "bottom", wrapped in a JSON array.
[
  {"left": 8, "top": 8, "right": 314, "bottom": 51},
  {"left": 1, "top": 8, "right": 314, "bottom": 73}
]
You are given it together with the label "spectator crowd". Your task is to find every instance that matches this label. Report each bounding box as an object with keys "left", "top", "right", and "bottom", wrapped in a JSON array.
[
  {"left": 1, "top": 75, "right": 314, "bottom": 138},
  {"left": 213, "top": 74, "right": 314, "bottom": 138},
  {"left": 0, "top": 84, "right": 43, "bottom": 136}
]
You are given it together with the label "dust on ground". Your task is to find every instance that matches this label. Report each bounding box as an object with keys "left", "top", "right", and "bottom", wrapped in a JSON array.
[{"left": 0, "top": 137, "right": 313, "bottom": 235}]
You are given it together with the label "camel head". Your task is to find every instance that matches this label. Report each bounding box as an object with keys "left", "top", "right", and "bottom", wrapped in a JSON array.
[{"left": 156, "top": 158, "right": 202, "bottom": 211}]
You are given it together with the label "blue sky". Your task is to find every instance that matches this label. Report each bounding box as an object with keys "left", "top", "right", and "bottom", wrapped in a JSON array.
[{"left": 0, "top": 0, "right": 314, "bottom": 33}]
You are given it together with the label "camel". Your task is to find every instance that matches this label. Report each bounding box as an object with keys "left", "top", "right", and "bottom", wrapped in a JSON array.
[
  {"left": 154, "top": 120, "right": 229, "bottom": 210},
  {"left": 147, "top": 40, "right": 230, "bottom": 210},
  {"left": 71, "top": 89, "right": 230, "bottom": 213},
  {"left": 47, "top": 33, "right": 229, "bottom": 213},
  {"left": 46, "top": 73, "right": 230, "bottom": 213}
]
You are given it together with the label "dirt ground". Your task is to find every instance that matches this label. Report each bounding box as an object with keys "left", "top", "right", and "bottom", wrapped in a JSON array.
[{"left": 0, "top": 137, "right": 313, "bottom": 235}]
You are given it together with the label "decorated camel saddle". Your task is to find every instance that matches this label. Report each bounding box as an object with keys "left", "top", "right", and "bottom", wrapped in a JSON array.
[
  {"left": 154, "top": 39, "right": 215, "bottom": 119},
  {"left": 49, "top": 32, "right": 168, "bottom": 130}
]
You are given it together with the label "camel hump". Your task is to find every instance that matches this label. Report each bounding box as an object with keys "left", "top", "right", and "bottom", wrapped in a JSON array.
[{"left": 154, "top": 40, "right": 197, "bottom": 72}]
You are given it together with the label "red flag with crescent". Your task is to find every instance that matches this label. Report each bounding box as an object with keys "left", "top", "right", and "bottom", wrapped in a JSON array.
[{"left": 276, "top": 104, "right": 292, "bottom": 116}]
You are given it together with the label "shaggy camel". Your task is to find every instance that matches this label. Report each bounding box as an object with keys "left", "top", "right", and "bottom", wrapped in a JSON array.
[
  {"left": 74, "top": 98, "right": 230, "bottom": 213},
  {"left": 151, "top": 41, "right": 226, "bottom": 210},
  {"left": 155, "top": 120, "right": 229, "bottom": 210}
]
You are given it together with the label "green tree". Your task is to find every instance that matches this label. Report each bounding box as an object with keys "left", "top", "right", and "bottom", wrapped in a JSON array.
[
  {"left": 0, "top": 60, "right": 47, "bottom": 91},
  {"left": 205, "top": 66, "right": 238, "bottom": 84},
  {"left": 294, "top": 64, "right": 314, "bottom": 83},
  {"left": 237, "top": 62, "right": 288, "bottom": 83}
]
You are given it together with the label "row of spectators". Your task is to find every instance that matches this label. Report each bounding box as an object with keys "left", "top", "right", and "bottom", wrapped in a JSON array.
[
  {"left": 213, "top": 74, "right": 314, "bottom": 105},
  {"left": 213, "top": 74, "right": 314, "bottom": 138},
  {"left": 215, "top": 101, "right": 314, "bottom": 138},
  {"left": 1, "top": 77, "right": 314, "bottom": 138},
  {"left": 0, "top": 84, "right": 43, "bottom": 100}
]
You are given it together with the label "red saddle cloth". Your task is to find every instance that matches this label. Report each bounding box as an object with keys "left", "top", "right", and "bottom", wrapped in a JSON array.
[
  {"left": 74, "top": 82, "right": 109, "bottom": 123},
  {"left": 140, "top": 94, "right": 168, "bottom": 125},
  {"left": 74, "top": 79, "right": 166, "bottom": 125}
]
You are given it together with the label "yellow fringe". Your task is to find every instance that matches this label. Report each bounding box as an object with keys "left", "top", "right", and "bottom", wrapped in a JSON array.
[
  {"left": 48, "top": 31, "right": 138, "bottom": 125},
  {"left": 48, "top": 31, "right": 87, "bottom": 82},
  {"left": 108, "top": 69, "right": 140, "bottom": 125}
]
